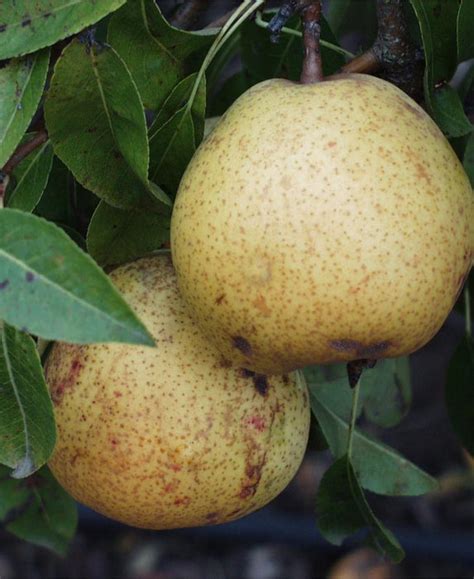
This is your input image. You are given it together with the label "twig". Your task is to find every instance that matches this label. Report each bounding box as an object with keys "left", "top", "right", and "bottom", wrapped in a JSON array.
[
  {"left": 0, "top": 130, "right": 48, "bottom": 199},
  {"left": 2, "top": 130, "right": 48, "bottom": 175},
  {"left": 171, "top": 0, "right": 208, "bottom": 30},
  {"left": 255, "top": 11, "right": 354, "bottom": 59},
  {"left": 341, "top": 50, "right": 379, "bottom": 74},
  {"left": 341, "top": 0, "right": 423, "bottom": 99},
  {"left": 299, "top": 1, "right": 323, "bottom": 84},
  {"left": 267, "top": 1, "right": 297, "bottom": 42}
]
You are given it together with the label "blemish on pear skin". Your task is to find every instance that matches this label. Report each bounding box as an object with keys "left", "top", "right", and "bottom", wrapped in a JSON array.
[
  {"left": 253, "top": 374, "right": 269, "bottom": 397},
  {"left": 0, "top": 280, "right": 9, "bottom": 289},
  {"left": 215, "top": 293, "right": 226, "bottom": 305},
  {"left": 252, "top": 295, "right": 272, "bottom": 316},
  {"left": 329, "top": 339, "right": 391, "bottom": 357},
  {"left": 247, "top": 415, "right": 266, "bottom": 432},
  {"left": 51, "top": 356, "right": 83, "bottom": 405},
  {"left": 232, "top": 335, "right": 253, "bottom": 356},
  {"left": 25, "top": 272, "right": 35, "bottom": 282},
  {"left": 174, "top": 496, "right": 191, "bottom": 506},
  {"left": 219, "top": 357, "right": 232, "bottom": 368},
  {"left": 240, "top": 460, "right": 266, "bottom": 499},
  {"left": 399, "top": 100, "right": 425, "bottom": 119},
  {"left": 205, "top": 512, "right": 220, "bottom": 524}
]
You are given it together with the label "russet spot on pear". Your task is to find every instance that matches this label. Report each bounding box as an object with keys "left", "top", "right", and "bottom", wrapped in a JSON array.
[
  {"left": 45, "top": 254, "right": 310, "bottom": 529},
  {"left": 171, "top": 74, "right": 474, "bottom": 375}
]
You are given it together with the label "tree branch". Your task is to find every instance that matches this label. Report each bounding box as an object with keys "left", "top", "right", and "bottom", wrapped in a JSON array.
[
  {"left": 341, "top": 0, "right": 423, "bottom": 99},
  {"left": 2, "top": 130, "right": 48, "bottom": 175},
  {"left": 0, "top": 130, "right": 48, "bottom": 199}
]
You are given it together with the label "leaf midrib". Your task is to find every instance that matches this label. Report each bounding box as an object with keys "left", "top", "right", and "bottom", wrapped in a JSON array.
[
  {"left": 310, "top": 392, "right": 436, "bottom": 491},
  {"left": 7, "top": 141, "right": 50, "bottom": 209},
  {"left": 3, "top": 0, "right": 104, "bottom": 31},
  {"left": 1, "top": 325, "right": 32, "bottom": 470},
  {"left": 0, "top": 247, "right": 145, "bottom": 342},
  {"left": 0, "top": 57, "right": 37, "bottom": 145}
]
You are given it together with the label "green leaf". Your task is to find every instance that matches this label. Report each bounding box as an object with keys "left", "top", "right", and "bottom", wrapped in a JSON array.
[
  {"left": 44, "top": 39, "right": 159, "bottom": 210},
  {"left": 305, "top": 359, "right": 411, "bottom": 428},
  {"left": 0, "top": 465, "right": 29, "bottom": 520},
  {"left": 59, "top": 224, "right": 86, "bottom": 250},
  {"left": 150, "top": 74, "right": 202, "bottom": 137},
  {"left": 362, "top": 358, "right": 411, "bottom": 428},
  {"left": 6, "top": 467, "right": 77, "bottom": 556},
  {"left": 149, "top": 75, "right": 206, "bottom": 195},
  {"left": 463, "top": 131, "right": 474, "bottom": 187},
  {"left": 108, "top": 0, "right": 215, "bottom": 111},
  {"left": 317, "top": 455, "right": 405, "bottom": 563},
  {"left": 430, "top": 84, "right": 473, "bottom": 138},
  {"left": 445, "top": 336, "right": 474, "bottom": 454},
  {"left": 409, "top": 0, "right": 469, "bottom": 136},
  {"left": 6, "top": 139, "right": 54, "bottom": 212},
  {"left": 87, "top": 200, "right": 170, "bottom": 267},
  {"left": 408, "top": 0, "right": 460, "bottom": 86},
  {"left": 326, "top": 0, "right": 351, "bottom": 36},
  {"left": 0, "top": 49, "right": 50, "bottom": 167},
  {"left": 0, "top": 323, "right": 56, "bottom": 478},
  {"left": 457, "top": 0, "right": 474, "bottom": 62},
  {"left": 0, "top": 209, "right": 154, "bottom": 346},
  {"left": 0, "top": 0, "right": 127, "bottom": 59},
  {"left": 304, "top": 367, "right": 362, "bottom": 422},
  {"left": 309, "top": 385, "right": 437, "bottom": 496},
  {"left": 34, "top": 156, "right": 100, "bottom": 230}
]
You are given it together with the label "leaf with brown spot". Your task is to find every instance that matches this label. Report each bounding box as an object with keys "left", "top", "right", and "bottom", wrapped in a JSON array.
[
  {"left": 0, "top": 49, "right": 50, "bottom": 167},
  {"left": 108, "top": 0, "right": 216, "bottom": 111},
  {"left": 0, "top": 0, "right": 127, "bottom": 59}
]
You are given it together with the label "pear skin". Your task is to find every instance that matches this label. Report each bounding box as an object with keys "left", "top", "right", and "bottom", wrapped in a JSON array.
[
  {"left": 45, "top": 254, "right": 310, "bottom": 529},
  {"left": 171, "top": 74, "right": 474, "bottom": 374}
]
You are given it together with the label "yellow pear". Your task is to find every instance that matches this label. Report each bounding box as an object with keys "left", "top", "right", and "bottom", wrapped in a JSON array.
[
  {"left": 171, "top": 74, "right": 474, "bottom": 375},
  {"left": 45, "top": 254, "right": 310, "bottom": 529}
]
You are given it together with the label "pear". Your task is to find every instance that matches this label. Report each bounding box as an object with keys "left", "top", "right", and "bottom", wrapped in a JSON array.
[
  {"left": 45, "top": 254, "right": 310, "bottom": 529},
  {"left": 171, "top": 74, "right": 474, "bottom": 375}
]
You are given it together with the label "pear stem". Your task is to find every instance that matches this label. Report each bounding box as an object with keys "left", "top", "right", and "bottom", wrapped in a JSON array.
[
  {"left": 347, "top": 377, "right": 361, "bottom": 459},
  {"left": 300, "top": 1, "right": 324, "bottom": 84}
]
